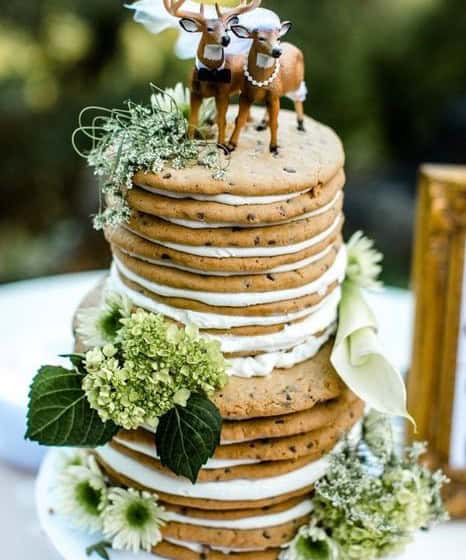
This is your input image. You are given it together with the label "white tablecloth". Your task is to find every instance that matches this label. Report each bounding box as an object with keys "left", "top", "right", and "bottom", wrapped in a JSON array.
[{"left": 0, "top": 272, "right": 464, "bottom": 559}]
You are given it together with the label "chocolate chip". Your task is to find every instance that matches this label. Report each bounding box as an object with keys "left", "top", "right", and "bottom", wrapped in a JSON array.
[{"left": 197, "top": 212, "right": 205, "bottom": 220}]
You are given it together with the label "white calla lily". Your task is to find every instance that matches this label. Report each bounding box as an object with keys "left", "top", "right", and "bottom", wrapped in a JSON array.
[{"left": 331, "top": 281, "right": 412, "bottom": 421}]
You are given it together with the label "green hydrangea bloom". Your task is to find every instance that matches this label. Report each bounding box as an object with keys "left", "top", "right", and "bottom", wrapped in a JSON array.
[
  {"left": 312, "top": 433, "right": 449, "bottom": 560},
  {"left": 82, "top": 310, "right": 228, "bottom": 430}
]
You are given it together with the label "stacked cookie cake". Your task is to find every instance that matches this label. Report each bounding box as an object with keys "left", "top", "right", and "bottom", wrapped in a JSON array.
[
  {"left": 29, "top": 91, "right": 449, "bottom": 559},
  {"left": 68, "top": 109, "right": 362, "bottom": 558}
]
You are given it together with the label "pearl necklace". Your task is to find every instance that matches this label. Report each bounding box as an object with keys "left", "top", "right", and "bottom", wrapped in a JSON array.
[{"left": 243, "top": 60, "right": 281, "bottom": 88}]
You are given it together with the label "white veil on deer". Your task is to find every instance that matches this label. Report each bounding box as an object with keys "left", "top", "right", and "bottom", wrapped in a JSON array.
[{"left": 126, "top": 1, "right": 280, "bottom": 59}]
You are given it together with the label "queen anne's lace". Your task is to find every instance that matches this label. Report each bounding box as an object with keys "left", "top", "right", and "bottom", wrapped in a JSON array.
[
  {"left": 72, "top": 85, "right": 228, "bottom": 230},
  {"left": 280, "top": 412, "right": 448, "bottom": 560}
]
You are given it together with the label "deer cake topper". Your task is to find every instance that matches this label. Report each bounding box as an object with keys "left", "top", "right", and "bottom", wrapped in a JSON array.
[
  {"left": 128, "top": 1, "right": 307, "bottom": 153},
  {"left": 162, "top": 0, "right": 261, "bottom": 145},
  {"left": 228, "top": 15, "right": 307, "bottom": 153}
]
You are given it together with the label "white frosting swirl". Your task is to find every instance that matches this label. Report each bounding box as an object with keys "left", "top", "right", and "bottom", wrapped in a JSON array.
[
  {"left": 129, "top": 214, "right": 342, "bottom": 258},
  {"left": 136, "top": 183, "right": 311, "bottom": 206},
  {"left": 113, "top": 244, "right": 347, "bottom": 308},
  {"left": 119, "top": 242, "right": 336, "bottom": 277},
  {"left": 161, "top": 192, "right": 341, "bottom": 229},
  {"left": 228, "top": 326, "right": 335, "bottom": 377}
]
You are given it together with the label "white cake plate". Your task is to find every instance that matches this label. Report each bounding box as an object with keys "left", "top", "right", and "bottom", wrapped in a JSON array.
[{"left": 37, "top": 450, "right": 466, "bottom": 560}]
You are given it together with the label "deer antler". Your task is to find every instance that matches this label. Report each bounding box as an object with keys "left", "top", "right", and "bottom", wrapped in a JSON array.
[
  {"left": 163, "top": 0, "right": 206, "bottom": 22},
  {"left": 217, "top": 0, "right": 262, "bottom": 21}
]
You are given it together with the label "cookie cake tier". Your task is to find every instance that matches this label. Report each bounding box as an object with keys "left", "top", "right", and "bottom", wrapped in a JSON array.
[{"left": 76, "top": 109, "right": 364, "bottom": 559}]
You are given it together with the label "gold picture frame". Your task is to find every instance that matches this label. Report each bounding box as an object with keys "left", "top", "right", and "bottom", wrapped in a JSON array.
[{"left": 408, "top": 164, "right": 466, "bottom": 517}]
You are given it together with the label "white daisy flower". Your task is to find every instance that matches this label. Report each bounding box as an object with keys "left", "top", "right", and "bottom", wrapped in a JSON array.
[
  {"left": 76, "top": 292, "right": 132, "bottom": 347},
  {"left": 280, "top": 525, "right": 339, "bottom": 560},
  {"left": 55, "top": 449, "right": 90, "bottom": 473},
  {"left": 55, "top": 454, "right": 107, "bottom": 534},
  {"left": 102, "top": 487, "right": 167, "bottom": 553},
  {"left": 346, "top": 231, "right": 383, "bottom": 290}
]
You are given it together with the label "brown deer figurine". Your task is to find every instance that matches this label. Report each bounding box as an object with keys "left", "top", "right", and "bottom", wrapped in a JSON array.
[
  {"left": 228, "top": 18, "right": 307, "bottom": 154},
  {"left": 163, "top": 0, "right": 261, "bottom": 146}
]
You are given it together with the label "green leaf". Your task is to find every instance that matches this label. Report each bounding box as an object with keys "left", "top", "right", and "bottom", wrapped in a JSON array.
[
  {"left": 156, "top": 394, "right": 222, "bottom": 483},
  {"left": 60, "top": 353, "right": 86, "bottom": 374},
  {"left": 86, "top": 540, "right": 112, "bottom": 560},
  {"left": 26, "top": 365, "right": 118, "bottom": 447}
]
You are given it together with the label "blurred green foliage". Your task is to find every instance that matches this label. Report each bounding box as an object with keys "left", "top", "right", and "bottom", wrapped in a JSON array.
[{"left": 0, "top": 0, "right": 465, "bottom": 284}]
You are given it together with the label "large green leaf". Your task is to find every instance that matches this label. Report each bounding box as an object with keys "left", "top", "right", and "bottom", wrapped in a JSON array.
[
  {"left": 26, "top": 365, "right": 118, "bottom": 447},
  {"left": 156, "top": 394, "right": 222, "bottom": 483}
]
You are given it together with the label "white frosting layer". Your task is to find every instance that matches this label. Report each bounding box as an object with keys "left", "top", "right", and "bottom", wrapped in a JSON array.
[
  {"left": 165, "top": 499, "right": 313, "bottom": 529},
  {"left": 98, "top": 444, "right": 329, "bottom": 500},
  {"left": 120, "top": 242, "right": 336, "bottom": 277},
  {"left": 113, "top": 244, "right": 347, "bottom": 307},
  {"left": 97, "top": 422, "right": 362, "bottom": 502},
  {"left": 113, "top": 438, "right": 260, "bottom": 469},
  {"left": 96, "top": 423, "right": 361, "bottom": 502},
  {"left": 162, "top": 192, "right": 342, "bottom": 229},
  {"left": 209, "top": 290, "right": 340, "bottom": 354},
  {"left": 228, "top": 326, "right": 335, "bottom": 377},
  {"left": 164, "top": 539, "right": 204, "bottom": 553},
  {"left": 108, "top": 269, "right": 341, "bottom": 329},
  {"left": 129, "top": 214, "right": 342, "bottom": 258},
  {"left": 136, "top": 183, "right": 311, "bottom": 206}
]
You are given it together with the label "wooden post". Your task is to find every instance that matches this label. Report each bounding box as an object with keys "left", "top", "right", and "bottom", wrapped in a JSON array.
[{"left": 408, "top": 164, "right": 466, "bottom": 517}]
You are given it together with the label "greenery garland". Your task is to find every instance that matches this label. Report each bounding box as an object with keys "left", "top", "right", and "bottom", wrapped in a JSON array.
[
  {"left": 280, "top": 412, "right": 448, "bottom": 560},
  {"left": 72, "top": 83, "right": 229, "bottom": 230}
]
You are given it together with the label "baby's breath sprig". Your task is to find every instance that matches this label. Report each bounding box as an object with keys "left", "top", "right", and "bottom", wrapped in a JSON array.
[{"left": 72, "top": 84, "right": 229, "bottom": 230}]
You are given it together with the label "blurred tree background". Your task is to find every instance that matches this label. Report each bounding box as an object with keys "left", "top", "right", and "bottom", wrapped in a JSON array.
[{"left": 0, "top": 0, "right": 465, "bottom": 285}]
